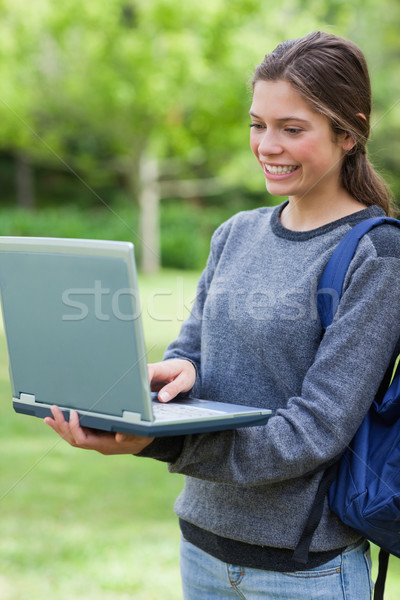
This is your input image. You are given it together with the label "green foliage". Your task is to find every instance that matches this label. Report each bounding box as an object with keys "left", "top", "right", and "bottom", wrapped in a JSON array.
[
  {"left": 0, "top": 192, "right": 279, "bottom": 269},
  {"left": 160, "top": 204, "right": 211, "bottom": 270},
  {"left": 1, "top": 0, "right": 399, "bottom": 205},
  {"left": 0, "top": 205, "right": 138, "bottom": 243},
  {"left": 160, "top": 200, "right": 245, "bottom": 269}
]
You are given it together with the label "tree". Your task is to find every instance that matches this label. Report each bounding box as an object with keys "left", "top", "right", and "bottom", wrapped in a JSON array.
[{"left": 0, "top": 0, "right": 282, "bottom": 269}]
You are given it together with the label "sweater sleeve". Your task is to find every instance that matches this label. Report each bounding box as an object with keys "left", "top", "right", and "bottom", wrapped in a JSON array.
[{"left": 157, "top": 247, "right": 400, "bottom": 485}]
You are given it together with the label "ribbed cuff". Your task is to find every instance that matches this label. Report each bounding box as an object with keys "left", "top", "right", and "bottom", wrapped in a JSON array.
[{"left": 136, "top": 435, "right": 185, "bottom": 463}]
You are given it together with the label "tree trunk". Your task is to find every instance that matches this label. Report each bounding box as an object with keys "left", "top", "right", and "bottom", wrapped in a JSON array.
[
  {"left": 138, "top": 154, "right": 160, "bottom": 274},
  {"left": 15, "top": 152, "right": 35, "bottom": 209}
]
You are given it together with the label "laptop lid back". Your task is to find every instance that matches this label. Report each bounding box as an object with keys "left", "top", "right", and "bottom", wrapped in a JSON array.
[{"left": 0, "top": 237, "right": 152, "bottom": 422}]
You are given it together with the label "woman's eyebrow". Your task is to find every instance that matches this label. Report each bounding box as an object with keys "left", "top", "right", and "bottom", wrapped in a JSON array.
[
  {"left": 248, "top": 111, "right": 310, "bottom": 124},
  {"left": 276, "top": 116, "right": 310, "bottom": 124}
]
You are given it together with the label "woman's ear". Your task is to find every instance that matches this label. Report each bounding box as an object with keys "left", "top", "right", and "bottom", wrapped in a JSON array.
[
  {"left": 339, "top": 113, "right": 366, "bottom": 152},
  {"left": 342, "top": 133, "right": 356, "bottom": 152}
]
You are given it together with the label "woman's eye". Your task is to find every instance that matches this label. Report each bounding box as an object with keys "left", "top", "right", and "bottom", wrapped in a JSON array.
[
  {"left": 285, "top": 127, "right": 301, "bottom": 135},
  {"left": 249, "top": 123, "right": 264, "bottom": 130}
]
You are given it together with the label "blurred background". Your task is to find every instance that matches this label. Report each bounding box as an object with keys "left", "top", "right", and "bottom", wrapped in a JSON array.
[
  {"left": 0, "top": 0, "right": 399, "bottom": 598},
  {"left": 0, "top": 0, "right": 400, "bottom": 272}
]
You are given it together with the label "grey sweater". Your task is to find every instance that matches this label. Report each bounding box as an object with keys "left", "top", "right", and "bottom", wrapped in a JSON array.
[{"left": 140, "top": 201, "right": 400, "bottom": 560}]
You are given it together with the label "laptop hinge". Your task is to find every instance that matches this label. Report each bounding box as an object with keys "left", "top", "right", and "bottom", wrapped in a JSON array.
[
  {"left": 121, "top": 410, "right": 148, "bottom": 423},
  {"left": 19, "top": 393, "right": 36, "bottom": 404}
]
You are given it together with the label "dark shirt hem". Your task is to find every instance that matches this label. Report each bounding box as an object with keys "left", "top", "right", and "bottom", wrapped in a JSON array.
[{"left": 179, "top": 519, "right": 348, "bottom": 573}]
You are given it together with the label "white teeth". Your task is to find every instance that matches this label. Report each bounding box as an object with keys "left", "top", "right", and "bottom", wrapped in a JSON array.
[{"left": 265, "top": 164, "right": 298, "bottom": 174}]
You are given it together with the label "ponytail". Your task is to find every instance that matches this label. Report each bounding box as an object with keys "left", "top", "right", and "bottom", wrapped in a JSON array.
[{"left": 341, "top": 152, "right": 394, "bottom": 217}]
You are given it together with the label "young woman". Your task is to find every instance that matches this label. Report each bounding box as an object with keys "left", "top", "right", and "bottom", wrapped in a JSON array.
[{"left": 46, "top": 31, "right": 400, "bottom": 599}]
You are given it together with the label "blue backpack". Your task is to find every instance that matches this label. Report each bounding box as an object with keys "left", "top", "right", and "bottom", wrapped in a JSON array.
[{"left": 294, "top": 216, "right": 400, "bottom": 600}]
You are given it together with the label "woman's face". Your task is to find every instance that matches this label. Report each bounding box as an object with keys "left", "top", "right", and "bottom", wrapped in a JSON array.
[{"left": 249, "top": 79, "right": 350, "bottom": 204}]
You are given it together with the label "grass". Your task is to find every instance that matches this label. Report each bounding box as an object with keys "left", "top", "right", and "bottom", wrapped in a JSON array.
[{"left": 0, "top": 269, "right": 399, "bottom": 598}]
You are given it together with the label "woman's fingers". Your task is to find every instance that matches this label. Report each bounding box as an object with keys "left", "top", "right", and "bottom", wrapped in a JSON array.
[
  {"left": 45, "top": 405, "right": 154, "bottom": 455},
  {"left": 148, "top": 359, "right": 196, "bottom": 401},
  {"left": 45, "top": 405, "right": 74, "bottom": 442},
  {"left": 157, "top": 370, "right": 193, "bottom": 402}
]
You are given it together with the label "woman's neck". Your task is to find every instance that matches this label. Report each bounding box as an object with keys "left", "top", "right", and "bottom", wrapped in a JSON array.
[{"left": 280, "top": 192, "right": 367, "bottom": 232}]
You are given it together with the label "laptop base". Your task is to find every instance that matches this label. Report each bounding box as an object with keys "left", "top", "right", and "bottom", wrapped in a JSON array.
[{"left": 13, "top": 400, "right": 271, "bottom": 437}]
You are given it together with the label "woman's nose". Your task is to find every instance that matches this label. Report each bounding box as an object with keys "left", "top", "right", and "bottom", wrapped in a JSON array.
[{"left": 258, "top": 130, "right": 283, "bottom": 158}]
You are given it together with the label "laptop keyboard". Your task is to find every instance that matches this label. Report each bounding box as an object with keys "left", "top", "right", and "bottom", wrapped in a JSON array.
[{"left": 152, "top": 401, "right": 225, "bottom": 421}]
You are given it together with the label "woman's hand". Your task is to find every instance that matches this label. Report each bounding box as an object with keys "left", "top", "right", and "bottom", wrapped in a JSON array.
[
  {"left": 44, "top": 406, "right": 154, "bottom": 455},
  {"left": 148, "top": 359, "right": 196, "bottom": 402},
  {"left": 44, "top": 359, "right": 196, "bottom": 453}
]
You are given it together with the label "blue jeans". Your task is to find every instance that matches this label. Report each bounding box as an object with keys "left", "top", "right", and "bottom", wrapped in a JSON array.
[{"left": 180, "top": 536, "right": 373, "bottom": 599}]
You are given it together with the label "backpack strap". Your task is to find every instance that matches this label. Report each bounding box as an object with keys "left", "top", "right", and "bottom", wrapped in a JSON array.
[
  {"left": 293, "top": 215, "right": 400, "bottom": 571},
  {"left": 292, "top": 461, "right": 339, "bottom": 567},
  {"left": 317, "top": 216, "right": 400, "bottom": 330},
  {"left": 374, "top": 549, "right": 390, "bottom": 600}
]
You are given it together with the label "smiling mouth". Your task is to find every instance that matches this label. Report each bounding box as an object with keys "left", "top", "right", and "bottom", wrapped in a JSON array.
[{"left": 264, "top": 164, "right": 299, "bottom": 175}]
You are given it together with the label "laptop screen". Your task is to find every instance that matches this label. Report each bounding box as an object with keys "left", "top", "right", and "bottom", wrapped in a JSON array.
[{"left": 0, "top": 238, "right": 152, "bottom": 422}]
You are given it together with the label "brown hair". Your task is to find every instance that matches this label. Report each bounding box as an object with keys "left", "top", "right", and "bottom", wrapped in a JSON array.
[{"left": 252, "top": 31, "right": 394, "bottom": 216}]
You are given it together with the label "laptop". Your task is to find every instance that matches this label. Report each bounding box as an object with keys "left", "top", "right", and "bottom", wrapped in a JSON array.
[{"left": 0, "top": 236, "right": 271, "bottom": 437}]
